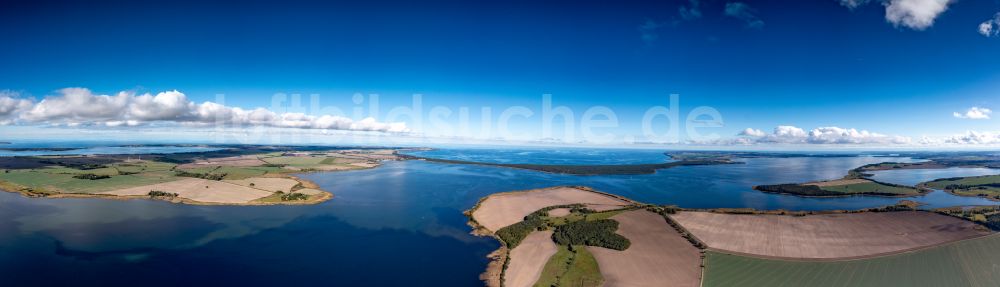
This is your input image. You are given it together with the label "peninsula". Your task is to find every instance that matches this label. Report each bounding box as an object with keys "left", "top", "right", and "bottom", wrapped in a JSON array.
[{"left": 0, "top": 145, "right": 400, "bottom": 206}]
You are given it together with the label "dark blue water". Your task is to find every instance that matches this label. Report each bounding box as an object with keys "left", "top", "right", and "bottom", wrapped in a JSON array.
[
  {"left": 3, "top": 147, "right": 999, "bottom": 287},
  {"left": 405, "top": 147, "right": 674, "bottom": 165},
  {"left": 0, "top": 165, "right": 499, "bottom": 287}
]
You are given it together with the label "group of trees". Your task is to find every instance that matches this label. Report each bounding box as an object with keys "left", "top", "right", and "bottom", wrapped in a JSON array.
[
  {"left": 753, "top": 182, "right": 906, "bottom": 197},
  {"left": 656, "top": 209, "right": 707, "bottom": 249},
  {"left": 280, "top": 192, "right": 308, "bottom": 201},
  {"left": 943, "top": 183, "right": 1000, "bottom": 190},
  {"left": 753, "top": 184, "right": 837, "bottom": 196},
  {"left": 174, "top": 170, "right": 227, "bottom": 180},
  {"left": 551, "top": 219, "right": 630, "bottom": 251},
  {"left": 72, "top": 173, "right": 111, "bottom": 180},
  {"left": 148, "top": 190, "right": 178, "bottom": 198},
  {"left": 494, "top": 204, "right": 634, "bottom": 251},
  {"left": 495, "top": 204, "right": 586, "bottom": 248}
]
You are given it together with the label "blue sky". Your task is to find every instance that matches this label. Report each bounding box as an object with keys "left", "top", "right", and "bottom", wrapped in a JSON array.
[{"left": 1, "top": 0, "right": 999, "bottom": 147}]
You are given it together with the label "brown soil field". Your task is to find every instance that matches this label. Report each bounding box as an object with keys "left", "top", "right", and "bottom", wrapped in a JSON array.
[
  {"left": 671, "top": 211, "right": 991, "bottom": 259},
  {"left": 99, "top": 178, "right": 274, "bottom": 204},
  {"left": 176, "top": 155, "right": 266, "bottom": 169},
  {"left": 505, "top": 230, "right": 557, "bottom": 287},
  {"left": 471, "top": 186, "right": 631, "bottom": 232},
  {"left": 547, "top": 208, "right": 571, "bottom": 217},
  {"left": 588, "top": 210, "right": 702, "bottom": 287},
  {"left": 225, "top": 177, "right": 300, "bottom": 193},
  {"left": 804, "top": 178, "right": 870, "bottom": 187}
]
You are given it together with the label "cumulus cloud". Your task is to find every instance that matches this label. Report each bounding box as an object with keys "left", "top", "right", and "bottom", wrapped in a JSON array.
[
  {"left": 0, "top": 91, "right": 34, "bottom": 125},
  {"left": 738, "top": 128, "right": 766, "bottom": 137},
  {"left": 953, "top": 107, "right": 992, "bottom": 119},
  {"left": 9, "top": 88, "right": 408, "bottom": 132},
  {"left": 945, "top": 131, "right": 1000, "bottom": 145},
  {"left": 736, "top": 125, "right": 910, "bottom": 144},
  {"left": 837, "top": 0, "right": 953, "bottom": 30},
  {"left": 22, "top": 88, "right": 129, "bottom": 122},
  {"left": 979, "top": 13, "right": 1000, "bottom": 37},
  {"left": 884, "top": 0, "right": 953, "bottom": 30},
  {"left": 724, "top": 2, "right": 764, "bottom": 29}
]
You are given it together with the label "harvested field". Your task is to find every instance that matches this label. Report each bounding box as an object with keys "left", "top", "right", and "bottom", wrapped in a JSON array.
[
  {"left": 587, "top": 210, "right": 701, "bottom": 287},
  {"left": 672, "top": 211, "right": 990, "bottom": 259},
  {"left": 225, "top": 177, "right": 300, "bottom": 193},
  {"left": 547, "top": 208, "right": 571, "bottom": 217},
  {"left": 99, "top": 178, "right": 274, "bottom": 204},
  {"left": 702, "top": 234, "right": 1000, "bottom": 287},
  {"left": 504, "top": 230, "right": 557, "bottom": 287},
  {"left": 471, "top": 187, "right": 631, "bottom": 232},
  {"left": 177, "top": 155, "right": 266, "bottom": 169}
]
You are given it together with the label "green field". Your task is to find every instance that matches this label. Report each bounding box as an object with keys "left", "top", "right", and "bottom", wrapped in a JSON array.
[
  {"left": 545, "top": 209, "right": 627, "bottom": 226},
  {"left": 262, "top": 156, "right": 327, "bottom": 166},
  {"left": 0, "top": 165, "right": 177, "bottom": 194},
  {"left": 820, "top": 181, "right": 920, "bottom": 195},
  {"left": 924, "top": 175, "right": 1000, "bottom": 199},
  {"left": 533, "top": 245, "right": 603, "bottom": 287},
  {"left": 702, "top": 235, "right": 1000, "bottom": 287}
]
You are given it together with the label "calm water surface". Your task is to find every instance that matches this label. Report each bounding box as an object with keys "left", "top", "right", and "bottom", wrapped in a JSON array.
[
  {"left": 0, "top": 145, "right": 222, "bottom": 156},
  {"left": 406, "top": 147, "right": 674, "bottom": 165},
  {"left": 2, "top": 148, "right": 998, "bottom": 286}
]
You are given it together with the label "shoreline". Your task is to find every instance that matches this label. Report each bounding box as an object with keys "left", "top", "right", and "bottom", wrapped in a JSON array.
[
  {"left": 465, "top": 185, "right": 996, "bottom": 287},
  {"left": 463, "top": 186, "right": 636, "bottom": 287},
  {"left": 0, "top": 147, "right": 401, "bottom": 206},
  {"left": 0, "top": 171, "right": 338, "bottom": 206}
]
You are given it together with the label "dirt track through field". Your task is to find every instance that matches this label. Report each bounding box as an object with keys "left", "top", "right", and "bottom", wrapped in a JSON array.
[
  {"left": 588, "top": 210, "right": 702, "bottom": 287},
  {"left": 672, "top": 211, "right": 990, "bottom": 259}
]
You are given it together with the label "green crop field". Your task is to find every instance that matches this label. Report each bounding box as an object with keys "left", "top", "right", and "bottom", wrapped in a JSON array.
[
  {"left": 924, "top": 175, "right": 1000, "bottom": 198},
  {"left": 820, "top": 181, "right": 918, "bottom": 195},
  {"left": 926, "top": 175, "right": 1000, "bottom": 187},
  {"left": 702, "top": 235, "right": 1000, "bottom": 287},
  {"left": 262, "top": 156, "right": 329, "bottom": 167},
  {"left": 533, "top": 245, "right": 602, "bottom": 287},
  {"left": 0, "top": 169, "right": 177, "bottom": 193}
]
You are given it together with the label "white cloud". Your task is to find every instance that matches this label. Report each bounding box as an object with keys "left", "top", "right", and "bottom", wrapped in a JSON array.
[
  {"left": 10, "top": 88, "right": 408, "bottom": 133},
  {"left": 22, "top": 88, "right": 129, "bottom": 122},
  {"left": 738, "top": 128, "right": 766, "bottom": 137},
  {"left": 724, "top": 2, "right": 764, "bottom": 29},
  {"left": 884, "top": 0, "right": 953, "bottom": 30},
  {"left": 953, "top": 107, "right": 992, "bottom": 119},
  {"left": 129, "top": 90, "right": 195, "bottom": 121},
  {"left": 735, "top": 125, "right": 910, "bottom": 145},
  {"left": 0, "top": 91, "right": 33, "bottom": 122},
  {"left": 838, "top": 0, "right": 872, "bottom": 9},
  {"left": 979, "top": 13, "right": 1000, "bottom": 37},
  {"left": 945, "top": 131, "right": 1000, "bottom": 145},
  {"left": 837, "top": 0, "right": 953, "bottom": 30}
]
